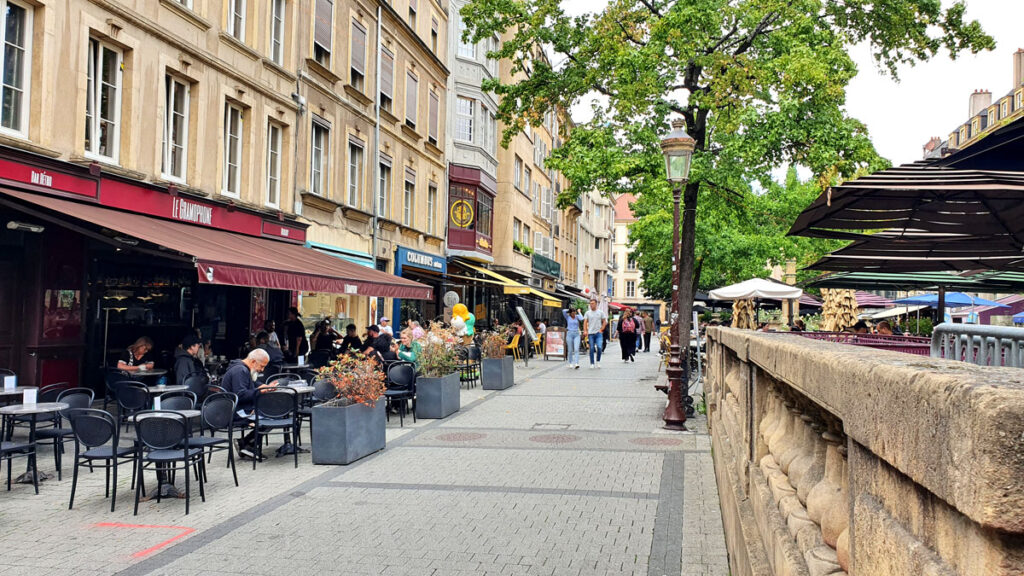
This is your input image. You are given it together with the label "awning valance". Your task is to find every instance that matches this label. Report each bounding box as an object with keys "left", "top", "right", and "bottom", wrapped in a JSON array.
[
  {"left": 457, "top": 261, "right": 561, "bottom": 307},
  {"left": 0, "top": 189, "right": 432, "bottom": 300}
]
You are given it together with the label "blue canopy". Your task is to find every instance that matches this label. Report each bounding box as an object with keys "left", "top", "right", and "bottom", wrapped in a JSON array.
[
  {"left": 892, "top": 292, "right": 1009, "bottom": 308},
  {"left": 1014, "top": 311, "right": 1024, "bottom": 324}
]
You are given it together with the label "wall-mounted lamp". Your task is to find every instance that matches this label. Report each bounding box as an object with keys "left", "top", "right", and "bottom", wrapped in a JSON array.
[{"left": 7, "top": 221, "right": 44, "bottom": 233}]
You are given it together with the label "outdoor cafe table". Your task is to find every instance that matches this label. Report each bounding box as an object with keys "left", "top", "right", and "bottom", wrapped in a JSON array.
[
  {"left": 132, "top": 368, "right": 169, "bottom": 382},
  {"left": 144, "top": 384, "right": 188, "bottom": 395},
  {"left": 280, "top": 363, "right": 310, "bottom": 373},
  {"left": 0, "top": 386, "right": 37, "bottom": 400},
  {"left": 0, "top": 402, "right": 69, "bottom": 485}
]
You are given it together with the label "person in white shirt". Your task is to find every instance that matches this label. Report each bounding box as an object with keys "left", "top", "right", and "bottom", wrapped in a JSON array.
[
  {"left": 582, "top": 299, "right": 609, "bottom": 368},
  {"left": 378, "top": 317, "right": 394, "bottom": 336}
]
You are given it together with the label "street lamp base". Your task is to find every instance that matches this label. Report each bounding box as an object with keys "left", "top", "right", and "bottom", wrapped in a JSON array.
[{"left": 663, "top": 422, "right": 688, "bottom": 432}]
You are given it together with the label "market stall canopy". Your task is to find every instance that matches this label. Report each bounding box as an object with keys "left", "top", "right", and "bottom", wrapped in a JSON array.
[
  {"left": 789, "top": 163, "right": 1024, "bottom": 245},
  {"left": 854, "top": 291, "right": 894, "bottom": 308},
  {"left": 892, "top": 292, "right": 1009, "bottom": 308},
  {"left": 0, "top": 189, "right": 432, "bottom": 299},
  {"left": 799, "top": 294, "right": 823, "bottom": 308},
  {"left": 861, "top": 305, "right": 929, "bottom": 320},
  {"left": 805, "top": 234, "right": 1024, "bottom": 273},
  {"left": 806, "top": 271, "right": 1024, "bottom": 292},
  {"left": 709, "top": 278, "right": 802, "bottom": 301}
]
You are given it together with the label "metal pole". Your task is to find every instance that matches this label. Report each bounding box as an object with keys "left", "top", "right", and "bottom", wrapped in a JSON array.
[{"left": 663, "top": 183, "right": 687, "bottom": 430}]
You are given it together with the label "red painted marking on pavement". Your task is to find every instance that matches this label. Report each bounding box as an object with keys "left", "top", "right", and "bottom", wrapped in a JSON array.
[
  {"left": 528, "top": 434, "right": 581, "bottom": 444},
  {"left": 93, "top": 523, "right": 196, "bottom": 558},
  {"left": 436, "top": 432, "right": 487, "bottom": 442}
]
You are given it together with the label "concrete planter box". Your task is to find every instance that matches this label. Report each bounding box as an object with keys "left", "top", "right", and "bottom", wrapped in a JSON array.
[
  {"left": 415, "top": 372, "right": 461, "bottom": 419},
  {"left": 481, "top": 357, "right": 515, "bottom": 390},
  {"left": 311, "top": 400, "right": 385, "bottom": 465}
]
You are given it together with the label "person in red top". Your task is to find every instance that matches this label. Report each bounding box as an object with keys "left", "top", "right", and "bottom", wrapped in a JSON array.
[{"left": 618, "top": 309, "right": 639, "bottom": 363}]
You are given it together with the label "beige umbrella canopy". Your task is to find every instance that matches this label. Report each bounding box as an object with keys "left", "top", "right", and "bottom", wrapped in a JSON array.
[
  {"left": 731, "top": 299, "right": 757, "bottom": 329},
  {"left": 820, "top": 288, "right": 860, "bottom": 331}
]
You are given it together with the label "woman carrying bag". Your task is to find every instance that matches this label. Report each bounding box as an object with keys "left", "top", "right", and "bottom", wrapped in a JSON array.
[{"left": 618, "top": 310, "right": 639, "bottom": 363}]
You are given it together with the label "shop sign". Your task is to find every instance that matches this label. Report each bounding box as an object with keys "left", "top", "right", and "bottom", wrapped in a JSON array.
[
  {"left": 0, "top": 158, "right": 98, "bottom": 198},
  {"left": 397, "top": 247, "right": 446, "bottom": 274}
]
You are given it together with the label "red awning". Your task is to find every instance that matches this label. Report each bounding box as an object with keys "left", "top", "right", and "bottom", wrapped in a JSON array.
[{"left": 0, "top": 189, "right": 432, "bottom": 300}]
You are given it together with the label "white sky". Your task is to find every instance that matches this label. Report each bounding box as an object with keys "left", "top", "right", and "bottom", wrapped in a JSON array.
[{"left": 559, "top": 0, "right": 1024, "bottom": 167}]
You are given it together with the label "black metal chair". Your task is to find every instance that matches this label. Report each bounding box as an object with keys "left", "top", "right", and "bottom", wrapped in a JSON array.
[
  {"left": 296, "top": 376, "right": 338, "bottom": 446},
  {"left": 182, "top": 373, "right": 210, "bottom": 400},
  {"left": 459, "top": 346, "right": 482, "bottom": 389},
  {"left": 189, "top": 392, "right": 240, "bottom": 487},
  {"left": 116, "top": 382, "right": 150, "bottom": 431},
  {"left": 102, "top": 368, "right": 125, "bottom": 411},
  {"left": 36, "top": 387, "right": 94, "bottom": 480},
  {"left": 133, "top": 410, "right": 205, "bottom": 515},
  {"left": 265, "top": 373, "right": 300, "bottom": 387},
  {"left": 385, "top": 362, "right": 417, "bottom": 428},
  {"left": 252, "top": 387, "right": 299, "bottom": 469},
  {"left": 67, "top": 408, "right": 135, "bottom": 512},
  {"left": 5, "top": 382, "right": 68, "bottom": 440},
  {"left": 0, "top": 416, "right": 36, "bottom": 493},
  {"left": 158, "top": 390, "right": 197, "bottom": 411}
]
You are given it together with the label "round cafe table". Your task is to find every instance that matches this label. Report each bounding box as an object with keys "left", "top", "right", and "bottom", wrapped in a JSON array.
[
  {"left": 132, "top": 368, "right": 169, "bottom": 380},
  {"left": 144, "top": 384, "right": 188, "bottom": 395},
  {"left": 0, "top": 386, "right": 36, "bottom": 399},
  {"left": 0, "top": 402, "right": 69, "bottom": 488}
]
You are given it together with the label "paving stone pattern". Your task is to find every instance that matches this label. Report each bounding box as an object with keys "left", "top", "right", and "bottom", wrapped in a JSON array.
[{"left": 0, "top": 350, "right": 727, "bottom": 576}]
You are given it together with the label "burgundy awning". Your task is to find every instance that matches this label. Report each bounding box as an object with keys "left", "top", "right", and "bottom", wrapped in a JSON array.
[{"left": 0, "top": 189, "right": 432, "bottom": 300}]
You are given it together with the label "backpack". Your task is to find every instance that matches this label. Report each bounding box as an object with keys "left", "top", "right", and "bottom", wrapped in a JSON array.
[{"left": 622, "top": 318, "right": 636, "bottom": 334}]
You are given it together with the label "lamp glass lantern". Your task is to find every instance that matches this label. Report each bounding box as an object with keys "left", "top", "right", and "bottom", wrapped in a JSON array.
[{"left": 660, "top": 119, "right": 695, "bottom": 184}]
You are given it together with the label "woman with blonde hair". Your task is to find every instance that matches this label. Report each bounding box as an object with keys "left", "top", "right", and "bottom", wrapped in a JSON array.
[
  {"left": 393, "top": 328, "right": 422, "bottom": 370},
  {"left": 117, "top": 336, "right": 155, "bottom": 373}
]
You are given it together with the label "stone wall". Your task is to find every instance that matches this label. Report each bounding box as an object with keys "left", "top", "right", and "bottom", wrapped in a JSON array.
[{"left": 705, "top": 327, "right": 1024, "bottom": 576}]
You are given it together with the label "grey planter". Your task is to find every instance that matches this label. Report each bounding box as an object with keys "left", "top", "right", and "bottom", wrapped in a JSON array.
[
  {"left": 311, "top": 400, "right": 385, "bottom": 465},
  {"left": 481, "top": 356, "right": 515, "bottom": 390},
  {"left": 415, "top": 372, "right": 461, "bottom": 419}
]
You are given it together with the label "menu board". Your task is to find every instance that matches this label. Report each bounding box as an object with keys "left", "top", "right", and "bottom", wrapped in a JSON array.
[{"left": 545, "top": 327, "right": 566, "bottom": 360}]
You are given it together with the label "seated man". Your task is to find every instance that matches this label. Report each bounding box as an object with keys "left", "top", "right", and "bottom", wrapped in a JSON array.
[
  {"left": 363, "top": 325, "right": 398, "bottom": 363},
  {"left": 876, "top": 320, "right": 894, "bottom": 335},
  {"left": 337, "top": 324, "right": 364, "bottom": 356},
  {"left": 173, "top": 334, "right": 205, "bottom": 386},
  {"left": 256, "top": 331, "right": 284, "bottom": 364},
  {"left": 220, "top": 348, "right": 277, "bottom": 460}
]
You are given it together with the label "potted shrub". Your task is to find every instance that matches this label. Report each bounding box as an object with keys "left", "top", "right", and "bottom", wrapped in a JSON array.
[
  {"left": 414, "top": 323, "right": 462, "bottom": 419},
  {"left": 481, "top": 327, "right": 515, "bottom": 390},
  {"left": 311, "top": 353, "right": 387, "bottom": 465}
]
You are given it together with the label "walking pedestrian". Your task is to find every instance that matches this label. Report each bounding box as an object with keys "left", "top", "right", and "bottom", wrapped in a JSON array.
[
  {"left": 583, "top": 299, "right": 608, "bottom": 368},
  {"left": 635, "top": 312, "right": 646, "bottom": 354},
  {"left": 618, "top": 310, "right": 639, "bottom": 363},
  {"left": 562, "top": 307, "right": 582, "bottom": 369},
  {"left": 642, "top": 312, "right": 655, "bottom": 352}
]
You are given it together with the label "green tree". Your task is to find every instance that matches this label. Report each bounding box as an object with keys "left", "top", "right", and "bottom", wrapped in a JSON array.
[{"left": 460, "top": 0, "right": 992, "bottom": 344}]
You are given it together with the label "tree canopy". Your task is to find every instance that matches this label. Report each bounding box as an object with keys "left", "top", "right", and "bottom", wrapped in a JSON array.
[{"left": 461, "top": 0, "right": 993, "bottom": 318}]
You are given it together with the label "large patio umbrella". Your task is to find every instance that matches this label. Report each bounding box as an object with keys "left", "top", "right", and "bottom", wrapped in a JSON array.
[
  {"left": 854, "top": 291, "right": 894, "bottom": 308},
  {"left": 708, "top": 278, "right": 803, "bottom": 301},
  {"left": 892, "top": 292, "right": 1010, "bottom": 308}
]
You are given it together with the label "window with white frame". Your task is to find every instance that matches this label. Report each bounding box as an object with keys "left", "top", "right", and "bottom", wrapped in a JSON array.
[
  {"left": 310, "top": 119, "right": 330, "bottom": 196},
  {"left": 350, "top": 20, "right": 366, "bottom": 92},
  {"left": 405, "top": 71, "right": 418, "bottom": 128},
  {"left": 513, "top": 218, "right": 521, "bottom": 242},
  {"left": 524, "top": 224, "right": 531, "bottom": 247},
  {"left": 407, "top": 0, "right": 417, "bottom": 30},
  {"left": 227, "top": 0, "right": 246, "bottom": 42},
  {"left": 456, "top": 97, "right": 473, "bottom": 142},
  {"left": 313, "top": 0, "right": 333, "bottom": 67},
  {"left": 347, "top": 137, "right": 364, "bottom": 207},
  {"left": 524, "top": 166, "right": 531, "bottom": 197},
  {"left": 173, "top": 0, "right": 193, "bottom": 7},
  {"left": 0, "top": 0, "right": 31, "bottom": 136},
  {"left": 513, "top": 156, "right": 522, "bottom": 190},
  {"left": 266, "top": 122, "right": 282, "bottom": 207},
  {"left": 403, "top": 171, "right": 415, "bottom": 226},
  {"left": 488, "top": 109, "right": 497, "bottom": 155},
  {"left": 428, "top": 89, "right": 439, "bottom": 145},
  {"left": 625, "top": 280, "right": 636, "bottom": 298},
  {"left": 222, "top": 103, "right": 244, "bottom": 197},
  {"left": 270, "top": 0, "right": 285, "bottom": 65},
  {"left": 162, "top": 75, "right": 189, "bottom": 181},
  {"left": 457, "top": 16, "right": 475, "bottom": 58},
  {"left": 532, "top": 183, "right": 540, "bottom": 214},
  {"left": 627, "top": 255, "right": 636, "bottom": 270},
  {"left": 380, "top": 47, "right": 394, "bottom": 112},
  {"left": 377, "top": 158, "right": 391, "bottom": 218},
  {"left": 430, "top": 17, "right": 439, "bottom": 54},
  {"left": 85, "top": 38, "right": 122, "bottom": 161},
  {"left": 427, "top": 184, "right": 437, "bottom": 235}
]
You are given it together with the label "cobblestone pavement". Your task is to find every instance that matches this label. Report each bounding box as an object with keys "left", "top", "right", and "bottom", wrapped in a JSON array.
[{"left": 0, "top": 349, "right": 727, "bottom": 576}]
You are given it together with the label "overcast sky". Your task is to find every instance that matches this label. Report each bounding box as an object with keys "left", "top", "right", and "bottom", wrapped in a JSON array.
[{"left": 560, "top": 0, "right": 1024, "bottom": 167}]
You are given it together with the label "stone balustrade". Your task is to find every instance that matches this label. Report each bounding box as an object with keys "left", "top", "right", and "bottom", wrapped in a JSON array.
[{"left": 705, "top": 327, "right": 1024, "bottom": 576}]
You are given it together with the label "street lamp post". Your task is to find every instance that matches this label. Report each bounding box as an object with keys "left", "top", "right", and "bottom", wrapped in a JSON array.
[{"left": 660, "top": 118, "right": 695, "bottom": 431}]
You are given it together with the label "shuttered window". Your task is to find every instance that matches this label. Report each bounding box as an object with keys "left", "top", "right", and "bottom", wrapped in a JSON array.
[
  {"left": 405, "top": 71, "right": 418, "bottom": 128},
  {"left": 350, "top": 20, "right": 366, "bottom": 91},
  {"left": 380, "top": 47, "right": 394, "bottom": 112},
  {"left": 314, "top": 0, "right": 333, "bottom": 65},
  {"left": 428, "top": 89, "right": 439, "bottom": 145}
]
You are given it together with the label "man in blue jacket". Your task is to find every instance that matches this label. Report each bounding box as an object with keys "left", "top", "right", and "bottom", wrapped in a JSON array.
[{"left": 221, "top": 348, "right": 276, "bottom": 459}]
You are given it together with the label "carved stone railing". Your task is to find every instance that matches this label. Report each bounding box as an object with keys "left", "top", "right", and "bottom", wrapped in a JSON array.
[{"left": 706, "top": 327, "right": 1024, "bottom": 576}]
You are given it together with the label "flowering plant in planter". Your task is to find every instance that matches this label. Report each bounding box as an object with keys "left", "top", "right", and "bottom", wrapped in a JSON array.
[
  {"left": 417, "top": 322, "right": 461, "bottom": 378},
  {"left": 480, "top": 325, "right": 512, "bottom": 359},
  {"left": 316, "top": 353, "right": 386, "bottom": 407}
]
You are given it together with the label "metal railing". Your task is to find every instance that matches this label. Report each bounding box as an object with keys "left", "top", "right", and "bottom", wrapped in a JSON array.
[{"left": 931, "top": 324, "right": 1024, "bottom": 367}]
